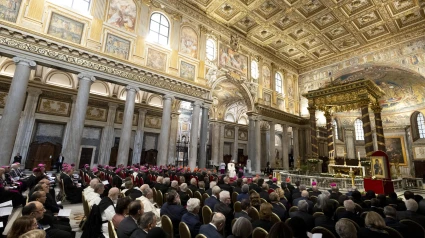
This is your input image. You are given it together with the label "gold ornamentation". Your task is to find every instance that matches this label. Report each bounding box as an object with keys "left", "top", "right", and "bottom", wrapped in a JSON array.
[
  {"left": 37, "top": 98, "right": 70, "bottom": 116},
  {"left": 85, "top": 106, "right": 107, "bottom": 121}
]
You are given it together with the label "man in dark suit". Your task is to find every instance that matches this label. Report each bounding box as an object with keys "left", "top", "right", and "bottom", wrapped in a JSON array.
[
  {"left": 13, "top": 153, "right": 22, "bottom": 164},
  {"left": 199, "top": 212, "right": 225, "bottom": 238},
  {"left": 117, "top": 200, "right": 144, "bottom": 238},
  {"left": 234, "top": 199, "right": 251, "bottom": 221},
  {"left": 293, "top": 190, "right": 313, "bottom": 213},
  {"left": 289, "top": 200, "right": 315, "bottom": 231},
  {"left": 367, "top": 198, "right": 385, "bottom": 218},
  {"left": 204, "top": 185, "right": 221, "bottom": 210},
  {"left": 206, "top": 181, "right": 216, "bottom": 196},
  {"left": 197, "top": 181, "right": 207, "bottom": 195},
  {"left": 233, "top": 179, "right": 243, "bottom": 194},
  {"left": 160, "top": 190, "right": 187, "bottom": 237},
  {"left": 56, "top": 153, "right": 64, "bottom": 173},
  {"left": 214, "top": 191, "right": 233, "bottom": 237},
  {"left": 259, "top": 183, "right": 271, "bottom": 203},
  {"left": 188, "top": 178, "right": 198, "bottom": 193},
  {"left": 384, "top": 205, "right": 408, "bottom": 238},
  {"left": 335, "top": 200, "right": 364, "bottom": 227},
  {"left": 249, "top": 177, "right": 261, "bottom": 193},
  {"left": 182, "top": 198, "right": 202, "bottom": 238},
  {"left": 130, "top": 211, "right": 156, "bottom": 238},
  {"left": 219, "top": 176, "right": 233, "bottom": 195},
  {"left": 270, "top": 192, "right": 286, "bottom": 221},
  {"left": 309, "top": 186, "right": 321, "bottom": 197},
  {"left": 396, "top": 199, "right": 425, "bottom": 228},
  {"left": 291, "top": 184, "right": 306, "bottom": 201}
]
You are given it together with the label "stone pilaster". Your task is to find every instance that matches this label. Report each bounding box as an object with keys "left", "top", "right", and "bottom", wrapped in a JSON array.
[
  {"left": 233, "top": 126, "right": 239, "bottom": 163},
  {"left": 62, "top": 73, "right": 95, "bottom": 165},
  {"left": 211, "top": 121, "right": 220, "bottom": 166},
  {"left": 281, "top": 124, "right": 289, "bottom": 170},
  {"left": 293, "top": 127, "right": 299, "bottom": 169},
  {"left": 157, "top": 95, "right": 174, "bottom": 166},
  {"left": 0, "top": 57, "right": 36, "bottom": 165},
  {"left": 132, "top": 109, "right": 147, "bottom": 164},
  {"left": 198, "top": 105, "right": 209, "bottom": 168},
  {"left": 98, "top": 103, "right": 118, "bottom": 165},
  {"left": 255, "top": 117, "right": 261, "bottom": 174},
  {"left": 269, "top": 121, "right": 275, "bottom": 165},
  {"left": 167, "top": 112, "right": 180, "bottom": 165},
  {"left": 11, "top": 87, "right": 42, "bottom": 165}
]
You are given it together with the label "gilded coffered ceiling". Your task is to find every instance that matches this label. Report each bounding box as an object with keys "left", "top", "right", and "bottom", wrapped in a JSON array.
[{"left": 173, "top": 0, "right": 425, "bottom": 68}]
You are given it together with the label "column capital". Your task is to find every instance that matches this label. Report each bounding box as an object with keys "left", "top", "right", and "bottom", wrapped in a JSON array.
[
  {"left": 191, "top": 101, "right": 202, "bottom": 107},
  {"left": 234, "top": 125, "right": 239, "bottom": 130},
  {"left": 162, "top": 94, "right": 174, "bottom": 101},
  {"left": 125, "top": 85, "right": 140, "bottom": 93},
  {"left": 138, "top": 108, "right": 148, "bottom": 114},
  {"left": 371, "top": 103, "right": 382, "bottom": 113},
  {"left": 202, "top": 103, "right": 212, "bottom": 109},
  {"left": 108, "top": 102, "right": 118, "bottom": 109},
  {"left": 26, "top": 87, "right": 42, "bottom": 96},
  {"left": 324, "top": 110, "right": 332, "bottom": 118},
  {"left": 307, "top": 106, "right": 316, "bottom": 113},
  {"left": 268, "top": 121, "right": 275, "bottom": 126},
  {"left": 13, "top": 57, "right": 36, "bottom": 67},
  {"left": 77, "top": 73, "right": 96, "bottom": 82}
]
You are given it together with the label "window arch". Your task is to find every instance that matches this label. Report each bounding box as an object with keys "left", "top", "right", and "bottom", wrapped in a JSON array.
[
  {"left": 354, "top": 119, "right": 364, "bottom": 140},
  {"left": 333, "top": 119, "right": 338, "bottom": 140},
  {"left": 251, "top": 61, "right": 259, "bottom": 79},
  {"left": 411, "top": 111, "right": 425, "bottom": 141},
  {"left": 148, "top": 13, "right": 170, "bottom": 46},
  {"left": 62, "top": 0, "right": 91, "bottom": 12},
  {"left": 206, "top": 38, "right": 216, "bottom": 61},
  {"left": 275, "top": 72, "right": 282, "bottom": 94}
]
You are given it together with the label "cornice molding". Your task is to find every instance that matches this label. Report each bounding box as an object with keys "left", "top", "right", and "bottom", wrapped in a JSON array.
[
  {"left": 255, "top": 103, "right": 309, "bottom": 125},
  {"left": 0, "top": 25, "right": 210, "bottom": 100}
]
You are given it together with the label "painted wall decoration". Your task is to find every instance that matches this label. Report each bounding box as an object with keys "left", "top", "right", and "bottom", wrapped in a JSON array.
[
  {"left": 262, "top": 66, "right": 271, "bottom": 89},
  {"left": 146, "top": 48, "right": 167, "bottom": 72},
  {"left": 115, "top": 111, "right": 138, "bottom": 125},
  {"left": 106, "top": 0, "right": 137, "bottom": 32},
  {"left": 145, "top": 115, "right": 162, "bottom": 129},
  {"left": 0, "top": 0, "right": 21, "bottom": 22},
  {"left": 263, "top": 92, "right": 271, "bottom": 106},
  {"left": 371, "top": 155, "right": 389, "bottom": 179},
  {"left": 287, "top": 77, "right": 294, "bottom": 99},
  {"left": 179, "top": 26, "right": 198, "bottom": 58},
  {"left": 47, "top": 13, "right": 84, "bottom": 44},
  {"left": 219, "top": 43, "right": 248, "bottom": 77},
  {"left": 105, "top": 33, "right": 131, "bottom": 60},
  {"left": 85, "top": 106, "right": 107, "bottom": 122},
  {"left": 180, "top": 61, "right": 196, "bottom": 81},
  {"left": 414, "top": 146, "right": 425, "bottom": 159},
  {"left": 385, "top": 136, "right": 407, "bottom": 166},
  {"left": 37, "top": 98, "right": 71, "bottom": 116}
]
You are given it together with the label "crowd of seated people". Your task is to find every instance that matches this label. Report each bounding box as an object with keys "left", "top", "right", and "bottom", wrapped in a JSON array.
[{"left": 3, "top": 161, "right": 425, "bottom": 238}]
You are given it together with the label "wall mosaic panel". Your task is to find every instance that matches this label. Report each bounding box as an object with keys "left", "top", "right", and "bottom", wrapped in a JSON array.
[
  {"left": 219, "top": 43, "right": 248, "bottom": 77},
  {"left": 47, "top": 12, "right": 84, "bottom": 44},
  {"left": 180, "top": 61, "right": 196, "bottom": 81},
  {"left": 104, "top": 33, "right": 131, "bottom": 60},
  {"left": 262, "top": 65, "right": 271, "bottom": 89},
  {"left": 115, "top": 111, "right": 138, "bottom": 125},
  {"left": 146, "top": 48, "right": 167, "bottom": 72},
  {"left": 145, "top": 115, "right": 162, "bottom": 129},
  {"left": 85, "top": 106, "right": 108, "bottom": 122},
  {"left": 0, "top": 0, "right": 21, "bottom": 23},
  {"left": 238, "top": 130, "right": 248, "bottom": 141},
  {"left": 414, "top": 146, "right": 425, "bottom": 160},
  {"left": 106, "top": 0, "right": 137, "bottom": 32},
  {"left": 179, "top": 26, "right": 198, "bottom": 58},
  {"left": 224, "top": 128, "right": 235, "bottom": 139},
  {"left": 37, "top": 98, "right": 70, "bottom": 116}
]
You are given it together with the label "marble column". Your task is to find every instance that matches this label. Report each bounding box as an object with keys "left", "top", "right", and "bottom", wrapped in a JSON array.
[
  {"left": 269, "top": 122, "right": 275, "bottom": 165},
  {"left": 133, "top": 109, "right": 147, "bottom": 164},
  {"left": 98, "top": 103, "right": 118, "bottom": 165},
  {"left": 308, "top": 106, "right": 318, "bottom": 158},
  {"left": 62, "top": 73, "right": 95, "bottom": 165},
  {"left": 248, "top": 116, "right": 256, "bottom": 170},
  {"left": 0, "top": 57, "right": 36, "bottom": 164},
  {"left": 325, "top": 110, "right": 334, "bottom": 158},
  {"left": 167, "top": 112, "right": 179, "bottom": 165},
  {"left": 218, "top": 123, "right": 225, "bottom": 164},
  {"left": 345, "top": 129, "right": 355, "bottom": 159},
  {"left": 11, "top": 87, "right": 42, "bottom": 164},
  {"left": 157, "top": 95, "right": 173, "bottom": 166},
  {"left": 281, "top": 124, "right": 289, "bottom": 170},
  {"left": 62, "top": 96, "right": 76, "bottom": 151},
  {"left": 117, "top": 85, "right": 139, "bottom": 166},
  {"left": 293, "top": 127, "right": 299, "bottom": 169},
  {"left": 233, "top": 126, "right": 239, "bottom": 163},
  {"left": 372, "top": 104, "right": 386, "bottom": 152},
  {"left": 189, "top": 101, "right": 201, "bottom": 169},
  {"left": 361, "top": 104, "right": 374, "bottom": 156},
  {"left": 211, "top": 122, "right": 220, "bottom": 166},
  {"left": 255, "top": 117, "right": 261, "bottom": 174},
  {"left": 198, "top": 105, "right": 209, "bottom": 169}
]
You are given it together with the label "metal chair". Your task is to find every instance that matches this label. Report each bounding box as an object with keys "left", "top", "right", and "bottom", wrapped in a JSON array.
[
  {"left": 383, "top": 226, "right": 404, "bottom": 238},
  {"left": 179, "top": 222, "right": 191, "bottom": 238},
  {"left": 310, "top": 195, "right": 318, "bottom": 204},
  {"left": 202, "top": 205, "right": 212, "bottom": 224},
  {"left": 313, "top": 212, "right": 324, "bottom": 218},
  {"left": 202, "top": 193, "right": 209, "bottom": 206},
  {"left": 194, "top": 191, "right": 202, "bottom": 205},
  {"left": 260, "top": 198, "right": 267, "bottom": 204},
  {"left": 234, "top": 201, "right": 242, "bottom": 213},
  {"left": 232, "top": 191, "right": 238, "bottom": 204},
  {"left": 248, "top": 206, "right": 260, "bottom": 221},
  {"left": 161, "top": 215, "right": 174, "bottom": 238},
  {"left": 271, "top": 212, "right": 281, "bottom": 223},
  {"left": 252, "top": 227, "right": 268, "bottom": 238},
  {"left": 399, "top": 219, "right": 425, "bottom": 238},
  {"left": 187, "top": 189, "right": 193, "bottom": 198},
  {"left": 108, "top": 221, "right": 117, "bottom": 238},
  {"left": 311, "top": 226, "right": 337, "bottom": 238},
  {"left": 156, "top": 190, "right": 164, "bottom": 207},
  {"left": 289, "top": 206, "right": 299, "bottom": 213}
]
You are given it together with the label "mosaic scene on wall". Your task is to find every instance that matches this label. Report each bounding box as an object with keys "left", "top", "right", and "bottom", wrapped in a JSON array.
[
  {"left": 179, "top": 26, "right": 198, "bottom": 58},
  {"left": 105, "top": 33, "right": 131, "bottom": 60},
  {"left": 262, "top": 65, "right": 271, "bottom": 89},
  {"left": 146, "top": 48, "right": 167, "bottom": 72},
  {"left": 0, "top": 0, "right": 21, "bottom": 22},
  {"left": 180, "top": 61, "right": 196, "bottom": 81},
  {"left": 106, "top": 0, "right": 137, "bottom": 32},
  {"left": 219, "top": 43, "right": 248, "bottom": 77},
  {"left": 47, "top": 13, "right": 84, "bottom": 44}
]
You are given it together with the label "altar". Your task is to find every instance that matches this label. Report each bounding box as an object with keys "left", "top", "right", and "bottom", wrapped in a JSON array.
[{"left": 328, "top": 165, "right": 365, "bottom": 176}]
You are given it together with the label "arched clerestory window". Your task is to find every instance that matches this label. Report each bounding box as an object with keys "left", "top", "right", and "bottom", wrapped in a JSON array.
[
  {"left": 354, "top": 119, "right": 364, "bottom": 141},
  {"left": 148, "top": 12, "right": 170, "bottom": 46},
  {"left": 411, "top": 111, "right": 425, "bottom": 141}
]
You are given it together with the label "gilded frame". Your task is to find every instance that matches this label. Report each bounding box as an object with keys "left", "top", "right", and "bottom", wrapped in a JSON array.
[{"left": 385, "top": 136, "right": 408, "bottom": 166}]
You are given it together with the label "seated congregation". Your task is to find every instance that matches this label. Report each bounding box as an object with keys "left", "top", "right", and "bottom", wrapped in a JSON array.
[{"left": 2, "top": 162, "right": 425, "bottom": 238}]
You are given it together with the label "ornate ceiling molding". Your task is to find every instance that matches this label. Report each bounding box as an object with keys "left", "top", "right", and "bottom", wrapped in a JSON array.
[{"left": 0, "top": 25, "right": 210, "bottom": 100}]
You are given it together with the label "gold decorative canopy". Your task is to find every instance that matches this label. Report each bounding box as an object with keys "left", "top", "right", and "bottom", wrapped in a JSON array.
[{"left": 302, "top": 79, "right": 385, "bottom": 112}]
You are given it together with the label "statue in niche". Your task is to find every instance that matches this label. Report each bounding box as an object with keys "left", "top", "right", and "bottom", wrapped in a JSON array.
[{"left": 230, "top": 34, "right": 241, "bottom": 52}]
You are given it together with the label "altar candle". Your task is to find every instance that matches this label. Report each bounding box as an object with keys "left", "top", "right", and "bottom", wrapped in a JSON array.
[{"left": 358, "top": 152, "right": 360, "bottom": 160}]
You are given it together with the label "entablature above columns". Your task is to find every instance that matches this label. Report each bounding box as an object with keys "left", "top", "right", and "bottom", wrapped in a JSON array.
[
  {"left": 255, "top": 104, "right": 309, "bottom": 126},
  {"left": 0, "top": 25, "right": 210, "bottom": 102}
]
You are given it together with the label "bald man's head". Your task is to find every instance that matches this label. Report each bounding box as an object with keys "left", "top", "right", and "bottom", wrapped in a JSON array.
[
  {"left": 109, "top": 187, "right": 120, "bottom": 201},
  {"left": 211, "top": 212, "right": 226, "bottom": 231},
  {"left": 90, "top": 179, "right": 99, "bottom": 189}
]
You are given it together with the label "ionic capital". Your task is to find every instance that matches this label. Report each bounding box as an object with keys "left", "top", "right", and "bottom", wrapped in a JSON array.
[
  {"left": 27, "top": 87, "right": 42, "bottom": 96},
  {"left": 138, "top": 108, "right": 148, "bottom": 115},
  {"left": 77, "top": 73, "right": 96, "bottom": 83},
  {"left": 108, "top": 102, "right": 118, "bottom": 109},
  {"left": 162, "top": 94, "right": 175, "bottom": 101},
  {"left": 13, "top": 57, "right": 36, "bottom": 68},
  {"left": 192, "top": 101, "right": 202, "bottom": 108},
  {"left": 125, "top": 85, "right": 140, "bottom": 93}
]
